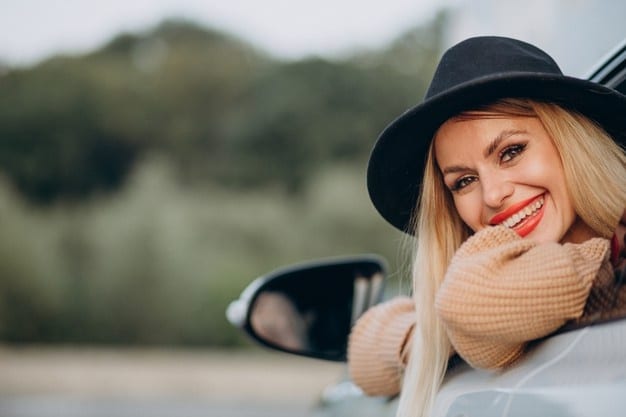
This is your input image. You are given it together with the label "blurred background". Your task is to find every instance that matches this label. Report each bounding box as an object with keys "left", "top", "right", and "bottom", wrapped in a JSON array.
[{"left": 0, "top": 0, "right": 625, "bottom": 416}]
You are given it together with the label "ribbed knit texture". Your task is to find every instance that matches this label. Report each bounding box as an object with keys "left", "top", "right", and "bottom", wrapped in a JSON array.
[
  {"left": 347, "top": 296, "right": 415, "bottom": 396},
  {"left": 348, "top": 226, "right": 623, "bottom": 396},
  {"left": 435, "top": 226, "right": 610, "bottom": 369}
]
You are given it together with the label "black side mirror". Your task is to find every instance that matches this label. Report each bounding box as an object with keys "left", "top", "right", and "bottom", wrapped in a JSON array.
[{"left": 227, "top": 255, "right": 387, "bottom": 362}]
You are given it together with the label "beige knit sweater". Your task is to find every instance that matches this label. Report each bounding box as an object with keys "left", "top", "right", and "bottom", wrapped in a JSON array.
[{"left": 348, "top": 226, "right": 626, "bottom": 397}]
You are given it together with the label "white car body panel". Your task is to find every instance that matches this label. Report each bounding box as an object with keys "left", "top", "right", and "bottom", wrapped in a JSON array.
[{"left": 434, "top": 319, "right": 626, "bottom": 417}]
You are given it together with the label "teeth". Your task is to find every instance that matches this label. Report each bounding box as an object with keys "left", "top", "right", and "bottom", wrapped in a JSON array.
[{"left": 500, "top": 197, "right": 544, "bottom": 229}]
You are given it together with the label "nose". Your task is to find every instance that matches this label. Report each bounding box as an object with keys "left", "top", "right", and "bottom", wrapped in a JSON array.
[{"left": 481, "top": 174, "right": 514, "bottom": 209}]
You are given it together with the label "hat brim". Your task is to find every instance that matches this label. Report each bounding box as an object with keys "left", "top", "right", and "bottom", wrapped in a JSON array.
[{"left": 367, "top": 73, "right": 626, "bottom": 233}]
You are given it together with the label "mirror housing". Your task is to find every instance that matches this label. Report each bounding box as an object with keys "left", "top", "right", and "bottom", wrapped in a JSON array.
[{"left": 227, "top": 255, "right": 387, "bottom": 361}]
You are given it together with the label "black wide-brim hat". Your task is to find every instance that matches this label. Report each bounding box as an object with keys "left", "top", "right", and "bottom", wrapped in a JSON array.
[{"left": 367, "top": 36, "right": 626, "bottom": 234}]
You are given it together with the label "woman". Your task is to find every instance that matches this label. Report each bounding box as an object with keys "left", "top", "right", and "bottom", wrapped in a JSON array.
[{"left": 347, "top": 36, "right": 626, "bottom": 417}]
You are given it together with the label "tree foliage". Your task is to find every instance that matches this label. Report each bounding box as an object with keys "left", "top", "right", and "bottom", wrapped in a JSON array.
[
  {"left": 0, "top": 14, "right": 447, "bottom": 346},
  {"left": 0, "top": 16, "right": 445, "bottom": 203}
]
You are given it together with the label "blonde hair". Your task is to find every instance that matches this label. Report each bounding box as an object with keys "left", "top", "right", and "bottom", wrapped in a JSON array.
[{"left": 397, "top": 98, "right": 626, "bottom": 417}]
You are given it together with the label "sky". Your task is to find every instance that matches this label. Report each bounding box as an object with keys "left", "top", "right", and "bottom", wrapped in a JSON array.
[
  {"left": 1, "top": 0, "right": 625, "bottom": 76},
  {"left": 0, "top": 0, "right": 450, "bottom": 67}
]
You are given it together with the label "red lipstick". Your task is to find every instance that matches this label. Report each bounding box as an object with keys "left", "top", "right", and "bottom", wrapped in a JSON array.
[
  {"left": 488, "top": 195, "right": 544, "bottom": 226},
  {"left": 514, "top": 206, "right": 544, "bottom": 237}
]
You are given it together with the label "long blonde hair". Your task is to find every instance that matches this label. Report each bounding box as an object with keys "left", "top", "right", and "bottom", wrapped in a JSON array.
[{"left": 397, "top": 98, "right": 626, "bottom": 417}]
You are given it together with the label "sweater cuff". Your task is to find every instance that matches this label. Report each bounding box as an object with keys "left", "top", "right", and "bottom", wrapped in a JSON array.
[
  {"left": 565, "top": 237, "right": 611, "bottom": 291},
  {"left": 348, "top": 296, "right": 415, "bottom": 396},
  {"left": 455, "top": 226, "right": 523, "bottom": 257}
]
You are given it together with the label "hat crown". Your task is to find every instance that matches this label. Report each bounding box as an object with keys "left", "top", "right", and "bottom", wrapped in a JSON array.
[{"left": 426, "top": 36, "right": 563, "bottom": 100}]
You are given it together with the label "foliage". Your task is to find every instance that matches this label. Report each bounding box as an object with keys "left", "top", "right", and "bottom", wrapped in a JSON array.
[
  {"left": 0, "top": 158, "right": 405, "bottom": 346},
  {"left": 0, "top": 16, "right": 445, "bottom": 203},
  {"left": 0, "top": 14, "right": 446, "bottom": 346}
]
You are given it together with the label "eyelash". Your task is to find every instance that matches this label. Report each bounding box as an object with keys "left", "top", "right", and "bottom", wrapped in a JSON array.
[
  {"left": 449, "top": 143, "right": 527, "bottom": 192},
  {"left": 499, "top": 143, "right": 527, "bottom": 163},
  {"left": 450, "top": 176, "right": 475, "bottom": 192}
]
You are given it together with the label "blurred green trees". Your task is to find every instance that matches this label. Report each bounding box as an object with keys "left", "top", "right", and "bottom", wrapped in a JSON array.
[{"left": 0, "top": 15, "right": 445, "bottom": 346}]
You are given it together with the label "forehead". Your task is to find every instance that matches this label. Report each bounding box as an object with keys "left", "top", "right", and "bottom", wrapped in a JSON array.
[{"left": 433, "top": 115, "right": 543, "bottom": 162}]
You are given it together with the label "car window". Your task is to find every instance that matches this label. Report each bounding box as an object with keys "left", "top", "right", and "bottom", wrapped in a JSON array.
[{"left": 587, "top": 40, "right": 626, "bottom": 93}]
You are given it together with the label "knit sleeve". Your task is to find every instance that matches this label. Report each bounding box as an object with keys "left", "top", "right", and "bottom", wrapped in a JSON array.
[
  {"left": 435, "top": 226, "right": 610, "bottom": 370},
  {"left": 347, "top": 296, "right": 415, "bottom": 397}
]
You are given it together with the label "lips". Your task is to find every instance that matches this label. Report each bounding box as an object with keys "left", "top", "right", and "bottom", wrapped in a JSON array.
[{"left": 489, "top": 195, "right": 545, "bottom": 237}]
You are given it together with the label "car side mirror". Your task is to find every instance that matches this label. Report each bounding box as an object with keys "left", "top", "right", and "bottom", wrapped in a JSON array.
[{"left": 226, "top": 255, "right": 387, "bottom": 362}]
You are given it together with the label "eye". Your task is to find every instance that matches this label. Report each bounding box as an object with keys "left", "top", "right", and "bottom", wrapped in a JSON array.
[
  {"left": 450, "top": 175, "right": 477, "bottom": 192},
  {"left": 500, "top": 143, "right": 526, "bottom": 163}
]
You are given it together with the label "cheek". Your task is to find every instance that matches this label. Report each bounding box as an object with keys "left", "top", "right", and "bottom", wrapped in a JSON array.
[
  {"left": 453, "top": 195, "right": 481, "bottom": 231},
  {"left": 524, "top": 158, "right": 554, "bottom": 180},
  {"left": 523, "top": 141, "right": 566, "bottom": 184},
  {"left": 522, "top": 153, "right": 567, "bottom": 192}
]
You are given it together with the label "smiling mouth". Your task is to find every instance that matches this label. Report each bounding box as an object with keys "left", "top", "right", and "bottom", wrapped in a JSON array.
[{"left": 499, "top": 196, "right": 544, "bottom": 229}]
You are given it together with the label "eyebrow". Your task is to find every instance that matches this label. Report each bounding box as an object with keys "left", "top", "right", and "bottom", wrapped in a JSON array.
[
  {"left": 483, "top": 129, "right": 527, "bottom": 158},
  {"left": 440, "top": 129, "right": 528, "bottom": 176}
]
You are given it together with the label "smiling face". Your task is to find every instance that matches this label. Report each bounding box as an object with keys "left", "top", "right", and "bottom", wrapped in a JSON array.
[{"left": 434, "top": 114, "right": 598, "bottom": 244}]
